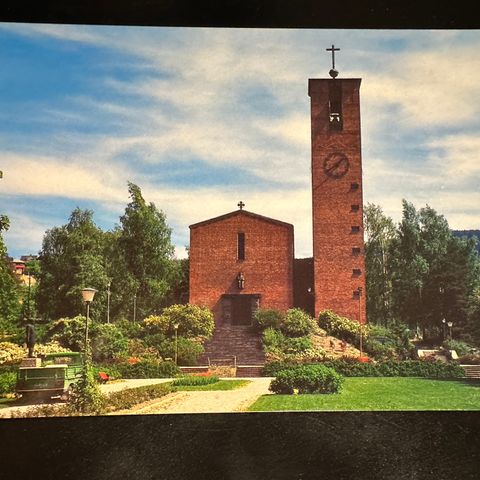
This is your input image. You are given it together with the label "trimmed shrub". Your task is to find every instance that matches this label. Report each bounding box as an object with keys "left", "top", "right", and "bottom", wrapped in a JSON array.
[
  {"left": 144, "top": 304, "right": 214, "bottom": 339},
  {"left": 269, "top": 364, "right": 344, "bottom": 394},
  {"left": 281, "top": 308, "right": 316, "bottom": 337},
  {"left": 116, "top": 359, "right": 180, "bottom": 379},
  {"left": 262, "top": 329, "right": 312, "bottom": 356},
  {"left": 253, "top": 309, "right": 284, "bottom": 331},
  {"left": 105, "top": 383, "right": 172, "bottom": 412},
  {"left": 0, "top": 371, "right": 16, "bottom": 395},
  {"left": 172, "top": 375, "right": 219, "bottom": 386},
  {"left": 91, "top": 324, "right": 128, "bottom": 362},
  {"left": 263, "top": 359, "right": 465, "bottom": 379}
]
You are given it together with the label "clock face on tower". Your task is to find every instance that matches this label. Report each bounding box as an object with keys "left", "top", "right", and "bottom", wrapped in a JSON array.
[{"left": 323, "top": 151, "right": 350, "bottom": 179}]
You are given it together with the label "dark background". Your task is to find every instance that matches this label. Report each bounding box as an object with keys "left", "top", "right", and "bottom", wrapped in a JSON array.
[{"left": 1, "top": 1, "right": 479, "bottom": 479}]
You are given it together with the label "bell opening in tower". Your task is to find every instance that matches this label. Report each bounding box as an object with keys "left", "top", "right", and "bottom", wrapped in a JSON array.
[{"left": 328, "top": 81, "right": 343, "bottom": 131}]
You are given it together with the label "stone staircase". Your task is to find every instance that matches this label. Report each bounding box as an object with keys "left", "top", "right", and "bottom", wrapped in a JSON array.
[
  {"left": 462, "top": 365, "right": 480, "bottom": 379},
  {"left": 199, "top": 325, "right": 265, "bottom": 366}
]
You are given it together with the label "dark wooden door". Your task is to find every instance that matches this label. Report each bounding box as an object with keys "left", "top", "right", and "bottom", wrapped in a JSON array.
[{"left": 231, "top": 296, "right": 252, "bottom": 325}]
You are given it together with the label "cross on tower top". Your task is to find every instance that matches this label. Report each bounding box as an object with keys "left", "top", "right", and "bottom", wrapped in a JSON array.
[
  {"left": 237, "top": 201, "right": 245, "bottom": 210},
  {"left": 326, "top": 44, "right": 340, "bottom": 78}
]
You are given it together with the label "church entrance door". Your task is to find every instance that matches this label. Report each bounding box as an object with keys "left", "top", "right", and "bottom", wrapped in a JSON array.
[{"left": 221, "top": 294, "right": 260, "bottom": 326}]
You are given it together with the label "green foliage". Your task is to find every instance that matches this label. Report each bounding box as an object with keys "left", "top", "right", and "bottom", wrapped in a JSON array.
[
  {"left": 269, "top": 364, "right": 344, "bottom": 395},
  {"left": 47, "top": 315, "right": 87, "bottom": 351},
  {"left": 0, "top": 342, "right": 25, "bottom": 365},
  {"left": 113, "top": 182, "right": 179, "bottom": 318},
  {"left": 172, "top": 375, "right": 219, "bottom": 386},
  {"left": 0, "top": 371, "right": 16, "bottom": 394},
  {"left": 116, "top": 359, "right": 180, "bottom": 378},
  {"left": 263, "top": 328, "right": 312, "bottom": 355},
  {"left": 442, "top": 339, "right": 473, "bottom": 357},
  {"left": 364, "top": 203, "right": 396, "bottom": 325},
  {"left": 144, "top": 304, "right": 214, "bottom": 339},
  {"left": 105, "top": 382, "right": 172, "bottom": 412},
  {"left": 36, "top": 208, "right": 109, "bottom": 321},
  {"left": 0, "top": 217, "right": 21, "bottom": 332},
  {"left": 91, "top": 364, "right": 122, "bottom": 381},
  {"left": 115, "top": 318, "right": 145, "bottom": 339},
  {"left": 263, "top": 359, "right": 465, "bottom": 379},
  {"left": 91, "top": 323, "right": 128, "bottom": 362},
  {"left": 67, "top": 362, "right": 106, "bottom": 415},
  {"left": 280, "top": 308, "right": 316, "bottom": 337},
  {"left": 318, "top": 310, "right": 359, "bottom": 344},
  {"left": 143, "top": 333, "right": 204, "bottom": 365},
  {"left": 253, "top": 309, "right": 284, "bottom": 331}
]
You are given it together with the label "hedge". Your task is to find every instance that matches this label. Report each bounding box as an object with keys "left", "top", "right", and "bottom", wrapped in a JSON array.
[
  {"left": 264, "top": 359, "right": 465, "bottom": 379},
  {"left": 269, "top": 364, "right": 343, "bottom": 394}
]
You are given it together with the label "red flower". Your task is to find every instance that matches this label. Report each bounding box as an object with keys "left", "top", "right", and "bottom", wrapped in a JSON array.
[
  {"left": 127, "top": 357, "right": 140, "bottom": 364},
  {"left": 358, "top": 356, "right": 370, "bottom": 363}
]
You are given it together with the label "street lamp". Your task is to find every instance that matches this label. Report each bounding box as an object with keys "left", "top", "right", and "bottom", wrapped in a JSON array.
[
  {"left": 447, "top": 321, "right": 453, "bottom": 339},
  {"left": 173, "top": 323, "right": 179, "bottom": 365},
  {"left": 106, "top": 281, "right": 111, "bottom": 324},
  {"left": 133, "top": 293, "right": 137, "bottom": 323},
  {"left": 442, "top": 318, "right": 446, "bottom": 340},
  {"left": 81, "top": 288, "right": 97, "bottom": 353}
]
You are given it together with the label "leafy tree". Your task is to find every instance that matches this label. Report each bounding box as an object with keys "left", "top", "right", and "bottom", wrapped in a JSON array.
[
  {"left": 36, "top": 208, "right": 109, "bottom": 321},
  {"left": 113, "top": 183, "right": 179, "bottom": 318},
  {"left": 0, "top": 215, "right": 21, "bottom": 334},
  {"left": 364, "top": 203, "right": 396, "bottom": 325}
]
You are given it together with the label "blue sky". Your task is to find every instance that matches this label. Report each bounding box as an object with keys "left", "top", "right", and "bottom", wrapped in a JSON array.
[{"left": 1, "top": 25, "right": 479, "bottom": 259}]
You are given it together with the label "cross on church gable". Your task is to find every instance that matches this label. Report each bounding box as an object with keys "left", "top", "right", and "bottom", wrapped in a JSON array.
[{"left": 238, "top": 201, "right": 245, "bottom": 210}]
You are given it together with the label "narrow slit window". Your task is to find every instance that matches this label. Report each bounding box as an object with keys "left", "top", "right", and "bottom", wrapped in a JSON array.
[
  {"left": 237, "top": 232, "right": 245, "bottom": 260},
  {"left": 350, "top": 182, "right": 359, "bottom": 191},
  {"left": 351, "top": 226, "right": 360, "bottom": 233},
  {"left": 351, "top": 204, "right": 360, "bottom": 212},
  {"left": 352, "top": 269, "right": 362, "bottom": 276},
  {"left": 352, "top": 247, "right": 361, "bottom": 255}
]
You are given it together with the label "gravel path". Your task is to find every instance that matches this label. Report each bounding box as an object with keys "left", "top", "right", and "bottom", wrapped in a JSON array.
[{"left": 112, "top": 377, "right": 274, "bottom": 415}]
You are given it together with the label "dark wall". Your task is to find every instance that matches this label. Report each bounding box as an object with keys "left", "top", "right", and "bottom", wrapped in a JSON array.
[{"left": 293, "top": 257, "right": 314, "bottom": 316}]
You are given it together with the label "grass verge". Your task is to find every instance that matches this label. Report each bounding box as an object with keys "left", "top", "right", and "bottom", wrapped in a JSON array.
[{"left": 248, "top": 377, "right": 480, "bottom": 411}]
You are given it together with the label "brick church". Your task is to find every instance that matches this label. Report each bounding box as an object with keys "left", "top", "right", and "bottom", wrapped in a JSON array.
[{"left": 189, "top": 49, "right": 366, "bottom": 364}]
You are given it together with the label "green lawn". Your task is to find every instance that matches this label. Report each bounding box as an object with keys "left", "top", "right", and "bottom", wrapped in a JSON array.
[
  {"left": 248, "top": 377, "right": 480, "bottom": 411},
  {"left": 173, "top": 379, "right": 251, "bottom": 391}
]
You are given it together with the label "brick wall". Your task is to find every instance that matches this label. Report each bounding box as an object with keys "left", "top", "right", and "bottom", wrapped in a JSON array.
[
  {"left": 309, "top": 78, "right": 367, "bottom": 323},
  {"left": 189, "top": 210, "right": 294, "bottom": 325}
]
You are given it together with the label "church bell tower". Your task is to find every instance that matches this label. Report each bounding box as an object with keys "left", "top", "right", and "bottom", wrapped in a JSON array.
[{"left": 309, "top": 45, "right": 366, "bottom": 323}]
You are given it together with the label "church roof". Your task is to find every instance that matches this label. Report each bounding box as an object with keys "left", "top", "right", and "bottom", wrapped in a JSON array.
[{"left": 189, "top": 209, "right": 293, "bottom": 230}]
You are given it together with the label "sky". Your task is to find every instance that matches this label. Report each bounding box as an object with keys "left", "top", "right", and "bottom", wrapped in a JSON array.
[{"left": 1, "top": 25, "right": 479, "bottom": 260}]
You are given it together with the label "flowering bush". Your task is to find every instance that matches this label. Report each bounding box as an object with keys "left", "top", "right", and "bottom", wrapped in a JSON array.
[
  {"left": 280, "top": 308, "right": 317, "bottom": 337},
  {"left": 34, "top": 341, "right": 71, "bottom": 356},
  {"left": 144, "top": 304, "right": 214, "bottom": 339},
  {"left": 0, "top": 342, "right": 26, "bottom": 365},
  {"left": 318, "top": 310, "right": 360, "bottom": 344}
]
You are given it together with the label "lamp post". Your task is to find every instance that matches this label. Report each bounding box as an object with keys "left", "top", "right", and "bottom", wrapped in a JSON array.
[
  {"left": 447, "top": 321, "right": 453, "bottom": 339},
  {"left": 106, "top": 281, "right": 111, "bottom": 324},
  {"left": 442, "top": 318, "right": 446, "bottom": 341},
  {"left": 173, "top": 323, "right": 179, "bottom": 365},
  {"left": 133, "top": 293, "right": 137, "bottom": 323},
  {"left": 356, "top": 287, "right": 363, "bottom": 358},
  {"left": 81, "top": 288, "right": 97, "bottom": 355}
]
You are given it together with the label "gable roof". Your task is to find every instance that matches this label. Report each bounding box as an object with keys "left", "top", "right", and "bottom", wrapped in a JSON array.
[{"left": 189, "top": 209, "right": 293, "bottom": 230}]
